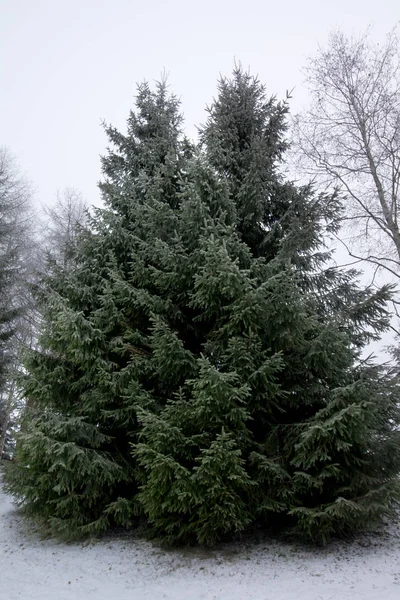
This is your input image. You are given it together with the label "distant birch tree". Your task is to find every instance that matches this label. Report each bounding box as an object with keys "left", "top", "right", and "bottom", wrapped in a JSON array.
[
  {"left": 41, "top": 188, "right": 88, "bottom": 273},
  {"left": 293, "top": 28, "right": 400, "bottom": 282}
]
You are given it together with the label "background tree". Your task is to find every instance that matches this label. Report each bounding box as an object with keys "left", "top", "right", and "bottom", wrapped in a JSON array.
[
  {"left": 40, "top": 188, "right": 88, "bottom": 274},
  {"left": 0, "top": 147, "right": 34, "bottom": 460},
  {"left": 293, "top": 28, "right": 400, "bottom": 282}
]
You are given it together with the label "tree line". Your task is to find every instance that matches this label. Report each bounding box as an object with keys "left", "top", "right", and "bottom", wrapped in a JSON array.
[{"left": 1, "top": 29, "right": 400, "bottom": 546}]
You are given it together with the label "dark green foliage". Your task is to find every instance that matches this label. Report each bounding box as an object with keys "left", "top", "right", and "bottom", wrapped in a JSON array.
[
  {"left": 136, "top": 358, "right": 254, "bottom": 544},
  {"left": 4, "top": 81, "right": 189, "bottom": 535},
  {"left": 200, "top": 68, "right": 291, "bottom": 259},
  {"left": 5, "top": 70, "right": 400, "bottom": 545}
]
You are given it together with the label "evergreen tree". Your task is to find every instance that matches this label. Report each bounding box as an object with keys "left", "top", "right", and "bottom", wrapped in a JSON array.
[
  {"left": 135, "top": 69, "right": 400, "bottom": 543},
  {"left": 4, "top": 81, "right": 191, "bottom": 535},
  {"left": 5, "top": 71, "right": 400, "bottom": 545},
  {"left": 200, "top": 68, "right": 290, "bottom": 259}
]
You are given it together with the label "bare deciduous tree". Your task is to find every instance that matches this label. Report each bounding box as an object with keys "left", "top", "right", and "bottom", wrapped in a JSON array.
[
  {"left": 293, "top": 27, "right": 400, "bottom": 281},
  {"left": 40, "top": 187, "right": 88, "bottom": 273}
]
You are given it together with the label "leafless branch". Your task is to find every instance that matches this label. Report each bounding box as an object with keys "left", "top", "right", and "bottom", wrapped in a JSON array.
[{"left": 292, "top": 27, "right": 400, "bottom": 279}]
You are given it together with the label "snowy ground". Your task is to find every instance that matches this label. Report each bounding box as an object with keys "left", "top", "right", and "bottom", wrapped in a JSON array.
[{"left": 1, "top": 472, "right": 400, "bottom": 600}]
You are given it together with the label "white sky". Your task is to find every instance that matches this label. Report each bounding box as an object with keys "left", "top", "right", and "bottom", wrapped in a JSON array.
[{"left": 1, "top": 0, "right": 397, "bottom": 208}]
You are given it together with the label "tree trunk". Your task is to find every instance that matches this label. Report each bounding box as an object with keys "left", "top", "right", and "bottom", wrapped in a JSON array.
[{"left": 0, "top": 380, "right": 15, "bottom": 459}]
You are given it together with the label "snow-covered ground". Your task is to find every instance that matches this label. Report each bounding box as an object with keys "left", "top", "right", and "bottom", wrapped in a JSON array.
[{"left": 1, "top": 472, "right": 400, "bottom": 600}]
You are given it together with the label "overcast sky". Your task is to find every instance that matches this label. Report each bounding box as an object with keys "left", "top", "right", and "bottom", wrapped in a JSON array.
[{"left": 1, "top": 0, "right": 397, "bottom": 209}]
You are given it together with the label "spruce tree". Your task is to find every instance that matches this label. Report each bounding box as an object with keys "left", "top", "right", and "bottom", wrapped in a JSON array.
[
  {"left": 4, "top": 81, "right": 191, "bottom": 535},
  {"left": 5, "top": 71, "right": 400, "bottom": 545},
  {"left": 200, "top": 69, "right": 400, "bottom": 541},
  {"left": 135, "top": 69, "right": 400, "bottom": 543}
]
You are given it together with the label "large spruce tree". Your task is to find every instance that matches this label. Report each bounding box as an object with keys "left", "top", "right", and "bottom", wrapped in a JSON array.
[
  {"left": 135, "top": 69, "right": 400, "bottom": 543},
  {"left": 5, "top": 70, "right": 400, "bottom": 544}
]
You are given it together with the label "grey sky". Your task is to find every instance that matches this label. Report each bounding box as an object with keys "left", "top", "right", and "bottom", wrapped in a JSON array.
[{"left": 1, "top": 0, "right": 397, "bottom": 208}]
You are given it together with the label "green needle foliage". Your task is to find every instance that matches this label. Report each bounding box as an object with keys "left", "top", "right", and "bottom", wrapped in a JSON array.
[{"left": 5, "top": 69, "right": 400, "bottom": 545}]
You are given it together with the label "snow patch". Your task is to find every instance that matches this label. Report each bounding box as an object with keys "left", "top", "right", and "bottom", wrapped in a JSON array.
[{"left": 1, "top": 473, "right": 400, "bottom": 599}]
